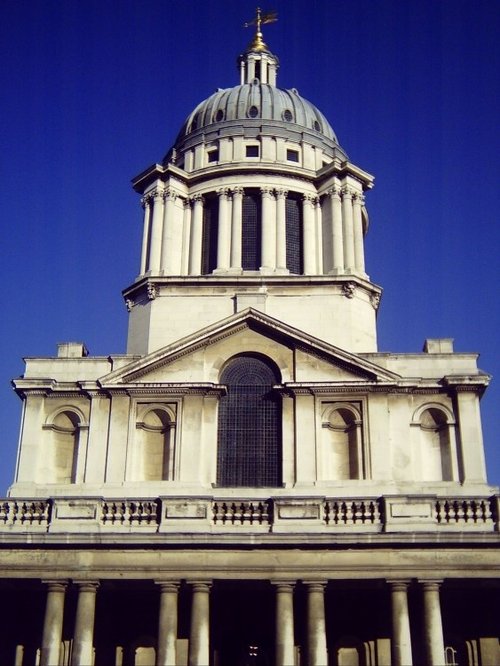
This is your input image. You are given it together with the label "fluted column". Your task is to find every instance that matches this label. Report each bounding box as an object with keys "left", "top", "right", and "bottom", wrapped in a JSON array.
[
  {"left": 302, "top": 194, "right": 318, "bottom": 275},
  {"left": 305, "top": 581, "right": 328, "bottom": 666},
  {"left": 329, "top": 186, "right": 344, "bottom": 273},
  {"left": 342, "top": 186, "right": 355, "bottom": 272},
  {"left": 40, "top": 580, "right": 68, "bottom": 666},
  {"left": 149, "top": 188, "right": 165, "bottom": 273},
  {"left": 181, "top": 198, "right": 192, "bottom": 275},
  {"left": 188, "top": 581, "right": 211, "bottom": 666},
  {"left": 140, "top": 194, "right": 152, "bottom": 274},
  {"left": 260, "top": 187, "right": 276, "bottom": 271},
  {"left": 160, "top": 188, "right": 180, "bottom": 274},
  {"left": 273, "top": 582, "right": 295, "bottom": 666},
  {"left": 352, "top": 191, "right": 365, "bottom": 273},
  {"left": 71, "top": 581, "right": 99, "bottom": 666},
  {"left": 157, "top": 581, "right": 180, "bottom": 666},
  {"left": 276, "top": 189, "right": 288, "bottom": 271},
  {"left": 230, "top": 187, "right": 244, "bottom": 270},
  {"left": 189, "top": 194, "right": 204, "bottom": 275},
  {"left": 216, "top": 188, "right": 231, "bottom": 271},
  {"left": 389, "top": 580, "right": 413, "bottom": 666},
  {"left": 421, "top": 580, "right": 445, "bottom": 666}
]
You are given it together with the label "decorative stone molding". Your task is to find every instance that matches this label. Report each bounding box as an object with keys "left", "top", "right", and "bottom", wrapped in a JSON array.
[
  {"left": 162, "top": 187, "right": 178, "bottom": 201},
  {"left": 341, "top": 185, "right": 355, "bottom": 199},
  {"left": 370, "top": 292, "right": 381, "bottom": 309},
  {"left": 353, "top": 191, "right": 365, "bottom": 205},
  {"left": 342, "top": 282, "right": 356, "bottom": 299},
  {"left": 303, "top": 193, "right": 319, "bottom": 205},
  {"left": 275, "top": 188, "right": 288, "bottom": 199},
  {"left": 231, "top": 186, "right": 245, "bottom": 196},
  {"left": 190, "top": 193, "right": 204, "bottom": 204},
  {"left": 216, "top": 187, "right": 230, "bottom": 198},
  {"left": 260, "top": 186, "right": 275, "bottom": 198},
  {"left": 125, "top": 299, "right": 134, "bottom": 312},
  {"left": 326, "top": 186, "right": 342, "bottom": 198},
  {"left": 147, "top": 283, "right": 159, "bottom": 300},
  {"left": 140, "top": 194, "right": 153, "bottom": 208}
]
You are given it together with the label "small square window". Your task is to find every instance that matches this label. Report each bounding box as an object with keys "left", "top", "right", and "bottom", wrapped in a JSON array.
[
  {"left": 246, "top": 145, "right": 259, "bottom": 157},
  {"left": 287, "top": 149, "right": 299, "bottom": 163},
  {"left": 207, "top": 149, "right": 219, "bottom": 163}
]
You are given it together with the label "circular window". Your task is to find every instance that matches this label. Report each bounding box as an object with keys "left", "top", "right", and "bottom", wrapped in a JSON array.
[
  {"left": 283, "top": 109, "right": 293, "bottom": 122},
  {"left": 313, "top": 120, "right": 321, "bottom": 132},
  {"left": 215, "top": 109, "right": 224, "bottom": 122},
  {"left": 248, "top": 105, "right": 259, "bottom": 118}
]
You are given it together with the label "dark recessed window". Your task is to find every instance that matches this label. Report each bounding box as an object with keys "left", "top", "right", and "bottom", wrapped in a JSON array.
[
  {"left": 313, "top": 120, "right": 321, "bottom": 131},
  {"left": 248, "top": 105, "right": 259, "bottom": 118},
  {"left": 286, "top": 195, "right": 304, "bottom": 275},
  {"left": 190, "top": 119, "right": 198, "bottom": 131},
  {"left": 207, "top": 149, "right": 219, "bottom": 163},
  {"left": 286, "top": 149, "right": 299, "bottom": 162},
  {"left": 201, "top": 194, "right": 218, "bottom": 274},
  {"left": 215, "top": 109, "right": 224, "bottom": 122},
  {"left": 217, "top": 355, "right": 282, "bottom": 487},
  {"left": 242, "top": 190, "right": 261, "bottom": 270},
  {"left": 246, "top": 145, "right": 259, "bottom": 157},
  {"left": 283, "top": 109, "right": 293, "bottom": 122}
]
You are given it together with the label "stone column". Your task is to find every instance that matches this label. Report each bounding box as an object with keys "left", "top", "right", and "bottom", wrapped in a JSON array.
[
  {"left": 40, "top": 580, "right": 67, "bottom": 666},
  {"left": 139, "top": 194, "right": 152, "bottom": 274},
  {"left": 421, "top": 580, "right": 445, "bottom": 666},
  {"left": 181, "top": 198, "right": 192, "bottom": 275},
  {"left": 260, "top": 187, "right": 276, "bottom": 271},
  {"left": 149, "top": 188, "right": 165, "bottom": 273},
  {"left": 230, "top": 187, "right": 244, "bottom": 270},
  {"left": 352, "top": 191, "right": 365, "bottom": 273},
  {"left": 305, "top": 581, "right": 328, "bottom": 666},
  {"left": 160, "top": 188, "right": 180, "bottom": 274},
  {"left": 188, "top": 581, "right": 211, "bottom": 666},
  {"left": 329, "top": 186, "right": 344, "bottom": 273},
  {"left": 71, "top": 581, "right": 99, "bottom": 666},
  {"left": 302, "top": 195, "right": 318, "bottom": 275},
  {"left": 275, "top": 189, "right": 288, "bottom": 271},
  {"left": 389, "top": 580, "right": 413, "bottom": 666},
  {"left": 189, "top": 194, "right": 204, "bottom": 275},
  {"left": 341, "top": 186, "right": 355, "bottom": 272},
  {"left": 273, "top": 582, "right": 295, "bottom": 666},
  {"left": 216, "top": 188, "right": 231, "bottom": 271},
  {"left": 157, "top": 582, "right": 180, "bottom": 666}
]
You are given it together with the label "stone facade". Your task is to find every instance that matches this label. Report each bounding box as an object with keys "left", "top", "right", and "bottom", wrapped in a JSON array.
[{"left": 1, "top": 13, "right": 498, "bottom": 666}]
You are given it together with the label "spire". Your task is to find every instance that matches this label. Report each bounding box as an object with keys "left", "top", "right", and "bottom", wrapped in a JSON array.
[{"left": 239, "top": 8, "right": 279, "bottom": 85}]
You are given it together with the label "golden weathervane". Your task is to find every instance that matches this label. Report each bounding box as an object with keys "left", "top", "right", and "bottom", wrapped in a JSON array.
[{"left": 244, "top": 7, "right": 278, "bottom": 51}]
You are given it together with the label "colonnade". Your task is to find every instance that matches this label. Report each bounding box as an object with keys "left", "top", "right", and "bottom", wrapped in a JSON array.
[
  {"left": 38, "top": 578, "right": 447, "bottom": 666},
  {"left": 139, "top": 184, "right": 366, "bottom": 278}
]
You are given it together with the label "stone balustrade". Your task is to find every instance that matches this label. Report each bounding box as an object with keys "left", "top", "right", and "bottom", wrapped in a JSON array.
[{"left": 0, "top": 495, "right": 497, "bottom": 536}]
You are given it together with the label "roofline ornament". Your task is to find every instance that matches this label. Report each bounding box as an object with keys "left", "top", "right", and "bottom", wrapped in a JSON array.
[{"left": 244, "top": 7, "right": 278, "bottom": 52}]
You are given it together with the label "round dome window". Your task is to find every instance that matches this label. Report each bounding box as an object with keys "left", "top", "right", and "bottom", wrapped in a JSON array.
[
  {"left": 313, "top": 120, "right": 321, "bottom": 131},
  {"left": 215, "top": 109, "right": 224, "bottom": 122},
  {"left": 283, "top": 110, "right": 293, "bottom": 122},
  {"left": 248, "top": 105, "right": 259, "bottom": 118}
]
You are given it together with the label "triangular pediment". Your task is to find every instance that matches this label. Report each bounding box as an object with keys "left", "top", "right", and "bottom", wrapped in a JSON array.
[{"left": 99, "top": 309, "right": 401, "bottom": 387}]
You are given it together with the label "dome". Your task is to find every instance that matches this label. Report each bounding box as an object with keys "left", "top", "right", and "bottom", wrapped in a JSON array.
[{"left": 174, "top": 83, "right": 339, "bottom": 145}]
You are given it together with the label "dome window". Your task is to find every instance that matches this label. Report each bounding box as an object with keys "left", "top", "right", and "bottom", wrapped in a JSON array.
[
  {"left": 286, "top": 149, "right": 299, "bottom": 163},
  {"left": 207, "top": 148, "right": 219, "bottom": 163},
  {"left": 313, "top": 120, "right": 321, "bottom": 132},
  {"left": 248, "top": 105, "right": 259, "bottom": 118},
  {"left": 190, "top": 118, "right": 198, "bottom": 132},
  {"left": 215, "top": 109, "right": 225, "bottom": 122},
  {"left": 283, "top": 109, "right": 293, "bottom": 122},
  {"left": 246, "top": 145, "right": 259, "bottom": 158}
]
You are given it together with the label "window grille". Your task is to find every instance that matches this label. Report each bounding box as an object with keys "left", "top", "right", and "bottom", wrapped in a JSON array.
[
  {"left": 201, "top": 195, "right": 219, "bottom": 274},
  {"left": 217, "top": 355, "right": 282, "bottom": 487},
  {"left": 242, "top": 190, "right": 262, "bottom": 270},
  {"left": 285, "top": 196, "right": 303, "bottom": 274}
]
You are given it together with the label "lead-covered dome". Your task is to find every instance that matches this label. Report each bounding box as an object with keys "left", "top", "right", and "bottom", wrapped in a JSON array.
[{"left": 175, "top": 83, "right": 338, "bottom": 144}]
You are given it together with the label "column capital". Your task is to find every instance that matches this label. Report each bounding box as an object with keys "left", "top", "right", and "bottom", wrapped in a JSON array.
[
  {"left": 189, "top": 580, "right": 212, "bottom": 591},
  {"left": 152, "top": 187, "right": 165, "bottom": 200},
  {"left": 190, "top": 193, "right": 204, "bottom": 204},
  {"left": 387, "top": 579, "right": 412, "bottom": 590},
  {"left": 155, "top": 580, "right": 181, "bottom": 592},
  {"left": 352, "top": 191, "right": 365, "bottom": 205},
  {"left": 72, "top": 580, "right": 100, "bottom": 591},
  {"left": 141, "top": 193, "right": 153, "bottom": 208},
  {"left": 271, "top": 580, "right": 296, "bottom": 590},
  {"left": 341, "top": 185, "right": 355, "bottom": 199},
  {"left": 303, "top": 580, "right": 328, "bottom": 590},
  {"left": 42, "top": 580, "right": 69, "bottom": 592},
  {"left": 326, "top": 186, "right": 342, "bottom": 198},
  {"left": 260, "top": 186, "right": 275, "bottom": 198},
  {"left": 231, "top": 186, "right": 245, "bottom": 197},
  {"left": 418, "top": 579, "right": 443, "bottom": 589},
  {"left": 275, "top": 188, "right": 288, "bottom": 199},
  {"left": 216, "top": 187, "right": 230, "bottom": 199},
  {"left": 183, "top": 197, "right": 193, "bottom": 209},
  {"left": 303, "top": 193, "right": 319, "bottom": 205},
  {"left": 163, "top": 187, "right": 178, "bottom": 201}
]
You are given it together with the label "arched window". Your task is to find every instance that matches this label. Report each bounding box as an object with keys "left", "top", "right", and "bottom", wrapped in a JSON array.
[
  {"left": 419, "top": 407, "right": 453, "bottom": 481},
  {"left": 217, "top": 355, "right": 282, "bottom": 487},
  {"left": 136, "top": 408, "right": 174, "bottom": 481},
  {"left": 48, "top": 410, "right": 81, "bottom": 483},
  {"left": 242, "top": 189, "right": 262, "bottom": 270},
  {"left": 285, "top": 194, "right": 303, "bottom": 274},
  {"left": 321, "top": 405, "right": 363, "bottom": 480}
]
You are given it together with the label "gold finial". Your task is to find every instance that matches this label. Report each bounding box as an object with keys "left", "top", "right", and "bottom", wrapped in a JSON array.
[{"left": 244, "top": 7, "right": 278, "bottom": 52}]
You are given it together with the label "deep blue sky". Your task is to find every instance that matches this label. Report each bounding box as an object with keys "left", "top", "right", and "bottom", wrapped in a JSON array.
[{"left": 1, "top": 0, "right": 498, "bottom": 493}]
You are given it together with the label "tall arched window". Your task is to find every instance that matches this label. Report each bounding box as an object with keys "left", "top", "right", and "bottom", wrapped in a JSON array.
[
  {"left": 49, "top": 410, "right": 81, "bottom": 483},
  {"left": 242, "top": 189, "right": 262, "bottom": 270},
  {"left": 136, "top": 408, "right": 174, "bottom": 481},
  {"left": 217, "top": 355, "right": 282, "bottom": 487},
  {"left": 285, "top": 194, "right": 303, "bottom": 274},
  {"left": 201, "top": 194, "right": 219, "bottom": 274}
]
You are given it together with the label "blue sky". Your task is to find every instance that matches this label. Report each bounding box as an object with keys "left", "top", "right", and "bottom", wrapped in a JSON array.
[{"left": 0, "top": 0, "right": 498, "bottom": 492}]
